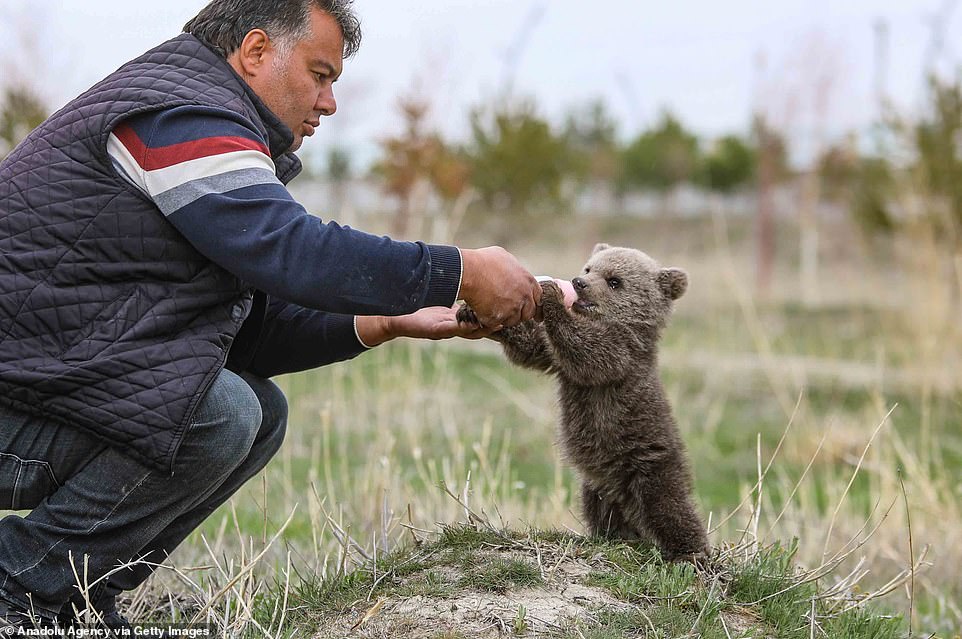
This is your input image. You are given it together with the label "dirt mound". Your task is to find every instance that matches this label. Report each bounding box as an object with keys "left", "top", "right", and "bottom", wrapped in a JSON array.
[
  {"left": 317, "top": 547, "right": 631, "bottom": 638},
  {"left": 299, "top": 527, "right": 809, "bottom": 639}
]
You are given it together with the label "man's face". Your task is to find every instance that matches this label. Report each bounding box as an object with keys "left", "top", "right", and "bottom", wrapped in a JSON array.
[{"left": 244, "top": 8, "right": 344, "bottom": 152}]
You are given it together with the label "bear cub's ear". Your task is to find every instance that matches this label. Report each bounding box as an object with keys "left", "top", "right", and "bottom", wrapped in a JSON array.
[
  {"left": 658, "top": 268, "right": 688, "bottom": 301},
  {"left": 591, "top": 243, "right": 611, "bottom": 256}
]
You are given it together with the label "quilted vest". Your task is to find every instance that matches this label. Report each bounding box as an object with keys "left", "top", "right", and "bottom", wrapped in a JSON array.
[{"left": 0, "top": 34, "right": 302, "bottom": 473}]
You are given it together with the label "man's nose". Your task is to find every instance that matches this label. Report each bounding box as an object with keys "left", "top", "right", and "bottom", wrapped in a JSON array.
[
  {"left": 316, "top": 87, "right": 336, "bottom": 116},
  {"left": 572, "top": 277, "right": 588, "bottom": 291}
]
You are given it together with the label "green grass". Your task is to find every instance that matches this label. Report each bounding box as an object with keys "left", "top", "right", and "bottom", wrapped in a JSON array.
[
  {"left": 585, "top": 560, "right": 699, "bottom": 606},
  {"left": 665, "top": 301, "right": 910, "bottom": 363},
  {"left": 571, "top": 536, "right": 902, "bottom": 639},
  {"left": 395, "top": 569, "right": 455, "bottom": 598},
  {"left": 728, "top": 541, "right": 816, "bottom": 636},
  {"left": 822, "top": 608, "right": 904, "bottom": 639},
  {"left": 458, "top": 557, "right": 543, "bottom": 593},
  {"left": 437, "top": 523, "right": 509, "bottom": 550}
]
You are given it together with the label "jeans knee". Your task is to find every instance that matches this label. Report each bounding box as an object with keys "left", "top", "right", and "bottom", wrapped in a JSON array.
[
  {"left": 186, "top": 369, "right": 261, "bottom": 474},
  {"left": 241, "top": 373, "right": 288, "bottom": 454},
  {"left": 260, "top": 377, "right": 288, "bottom": 434}
]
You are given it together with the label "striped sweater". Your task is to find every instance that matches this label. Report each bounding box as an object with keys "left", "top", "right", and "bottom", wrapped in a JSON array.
[{"left": 107, "top": 106, "right": 463, "bottom": 375}]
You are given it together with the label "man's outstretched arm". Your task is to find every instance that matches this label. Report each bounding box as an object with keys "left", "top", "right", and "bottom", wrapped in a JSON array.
[
  {"left": 108, "top": 105, "right": 540, "bottom": 323},
  {"left": 242, "top": 298, "right": 496, "bottom": 378}
]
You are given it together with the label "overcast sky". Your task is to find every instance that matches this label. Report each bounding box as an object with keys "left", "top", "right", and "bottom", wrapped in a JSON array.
[{"left": 1, "top": 0, "right": 958, "bottom": 167}]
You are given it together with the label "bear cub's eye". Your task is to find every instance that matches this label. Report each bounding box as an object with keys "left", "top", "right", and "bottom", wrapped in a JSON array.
[{"left": 607, "top": 277, "right": 622, "bottom": 290}]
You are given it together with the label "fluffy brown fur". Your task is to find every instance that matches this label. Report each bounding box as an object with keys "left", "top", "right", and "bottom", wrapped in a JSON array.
[{"left": 458, "top": 244, "right": 708, "bottom": 559}]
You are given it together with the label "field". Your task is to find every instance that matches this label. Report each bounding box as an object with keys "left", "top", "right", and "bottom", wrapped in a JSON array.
[{"left": 131, "top": 211, "right": 961, "bottom": 637}]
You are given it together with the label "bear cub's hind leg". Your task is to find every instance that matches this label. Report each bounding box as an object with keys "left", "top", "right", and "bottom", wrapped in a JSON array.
[
  {"left": 581, "top": 483, "right": 639, "bottom": 541},
  {"left": 622, "top": 470, "right": 709, "bottom": 561}
]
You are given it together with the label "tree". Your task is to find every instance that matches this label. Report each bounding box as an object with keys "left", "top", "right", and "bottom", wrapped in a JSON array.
[
  {"left": 0, "top": 84, "right": 47, "bottom": 158},
  {"left": 619, "top": 112, "right": 701, "bottom": 194},
  {"left": 913, "top": 74, "right": 962, "bottom": 238},
  {"left": 816, "top": 138, "right": 859, "bottom": 203},
  {"left": 751, "top": 115, "right": 791, "bottom": 297},
  {"left": 467, "top": 101, "right": 571, "bottom": 214},
  {"left": 326, "top": 146, "right": 352, "bottom": 214},
  {"left": 563, "top": 99, "right": 621, "bottom": 186},
  {"left": 851, "top": 157, "right": 896, "bottom": 234},
  {"left": 816, "top": 138, "right": 896, "bottom": 235},
  {"left": 750, "top": 117, "right": 791, "bottom": 182},
  {"left": 846, "top": 74, "right": 962, "bottom": 241},
  {"left": 701, "top": 134, "right": 756, "bottom": 193},
  {"left": 373, "top": 97, "right": 469, "bottom": 236},
  {"left": 327, "top": 147, "right": 351, "bottom": 183}
]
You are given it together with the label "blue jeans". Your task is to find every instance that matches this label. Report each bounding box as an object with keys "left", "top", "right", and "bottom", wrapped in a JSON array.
[{"left": 0, "top": 368, "right": 287, "bottom": 619}]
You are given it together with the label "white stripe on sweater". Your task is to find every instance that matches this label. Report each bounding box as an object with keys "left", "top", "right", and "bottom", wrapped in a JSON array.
[{"left": 106, "top": 133, "right": 278, "bottom": 198}]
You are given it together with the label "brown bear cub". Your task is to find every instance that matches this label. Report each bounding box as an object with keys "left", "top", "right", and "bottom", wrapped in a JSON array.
[{"left": 458, "top": 244, "right": 708, "bottom": 560}]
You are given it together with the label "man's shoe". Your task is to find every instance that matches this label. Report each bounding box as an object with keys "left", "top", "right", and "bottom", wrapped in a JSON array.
[
  {"left": 61, "top": 607, "right": 135, "bottom": 636},
  {"left": 100, "top": 610, "right": 133, "bottom": 633}
]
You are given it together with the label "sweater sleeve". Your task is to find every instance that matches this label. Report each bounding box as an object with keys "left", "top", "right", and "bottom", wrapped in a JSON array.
[
  {"left": 244, "top": 297, "right": 369, "bottom": 378},
  {"left": 107, "top": 105, "right": 462, "bottom": 316}
]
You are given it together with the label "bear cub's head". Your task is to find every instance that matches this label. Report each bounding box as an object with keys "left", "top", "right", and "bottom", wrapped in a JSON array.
[{"left": 570, "top": 243, "right": 687, "bottom": 331}]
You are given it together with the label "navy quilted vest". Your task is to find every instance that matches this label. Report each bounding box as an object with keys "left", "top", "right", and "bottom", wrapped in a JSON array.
[{"left": 0, "top": 35, "right": 302, "bottom": 473}]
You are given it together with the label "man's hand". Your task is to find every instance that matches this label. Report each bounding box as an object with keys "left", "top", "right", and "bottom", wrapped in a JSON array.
[
  {"left": 459, "top": 247, "right": 541, "bottom": 328},
  {"left": 356, "top": 307, "right": 499, "bottom": 347}
]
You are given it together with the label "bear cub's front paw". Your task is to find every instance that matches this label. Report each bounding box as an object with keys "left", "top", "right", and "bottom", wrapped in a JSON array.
[
  {"left": 540, "top": 280, "right": 564, "bottom": 304},
  {"left": 456, "top": 304, "right": 480, "bottom": 326},
  {"left": 539, "top": 280, "right": 567, "bottom": 318}
]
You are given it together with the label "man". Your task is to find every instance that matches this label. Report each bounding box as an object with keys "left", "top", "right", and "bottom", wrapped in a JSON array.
[{"left": 0, "top": 0, "right": 541, "bottom": 630}]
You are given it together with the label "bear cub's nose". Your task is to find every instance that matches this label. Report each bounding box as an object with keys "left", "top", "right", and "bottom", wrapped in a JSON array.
[{"left": 572, "top": 277, "right": 588, "bottom": 291}]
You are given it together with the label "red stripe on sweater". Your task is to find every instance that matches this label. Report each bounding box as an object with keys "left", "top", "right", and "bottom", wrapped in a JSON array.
[{"left": 112, "top": 123, "right": 271, "bottom": 171}]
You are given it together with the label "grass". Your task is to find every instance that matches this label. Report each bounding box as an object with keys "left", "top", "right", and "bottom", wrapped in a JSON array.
[
  {"left": 728, "top": 541, "right": 817, "bottom": 635},
  {"left": 585, "top": 559, "right": 699, "bottom": 606},
  {"left": 457, "top": 557, "right": 543, "bottom": 593},
  {"left": 243, "top": 524, "right": 905, "bottom": 638},
  {"left": 90, "top": 213, "right": 962, "bottom": 636}
]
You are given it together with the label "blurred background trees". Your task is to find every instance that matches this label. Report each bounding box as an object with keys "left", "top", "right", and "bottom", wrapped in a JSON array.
[
  {"left": 0, "top": 83, "right": 47, "bottom": 157},
  {"left": 467, "top": 101, "right": 571, "bottom": 215},
  {"left": 702, "top": 134, "right": 756, "bottom": 194},
  {"left": 349, "top": 46, "right": 962, "bottom": 302},
  {"left": 912, "top": 75, "right": 962, "bottom": 243},
  {"left": 373, "top": 97, "right": 470, "bottom": 236},
  {"left": 563, "top": 99, "right": 621, "bottom": 190},
  {"left": 619, "top": 113, "right": 702, "bottom": 196}
]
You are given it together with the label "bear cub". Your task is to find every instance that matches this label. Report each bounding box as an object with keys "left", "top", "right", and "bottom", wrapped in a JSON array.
[{"left": 458, "top": 243, "right": 708, "bottom": 560}]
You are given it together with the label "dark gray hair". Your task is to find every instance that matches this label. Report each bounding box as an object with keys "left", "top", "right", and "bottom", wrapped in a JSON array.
[{"left": 184, "top": 0, "right": 361, "bottom": 59}]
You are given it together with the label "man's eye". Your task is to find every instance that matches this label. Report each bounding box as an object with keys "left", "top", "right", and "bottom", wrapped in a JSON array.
[{"left": 607, "top": 277, "right": 621, "bottom": 290}]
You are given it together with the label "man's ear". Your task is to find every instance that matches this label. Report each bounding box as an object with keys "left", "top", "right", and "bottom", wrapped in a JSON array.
[
  {"left": 228, "top": 28, "right": 272, "bottom": 77},
  {"left": 658, "top": 268, "right": 688, "bottom": 301},
  {"left": 591, "top": 243, "right": 611, "bottom": 256}
]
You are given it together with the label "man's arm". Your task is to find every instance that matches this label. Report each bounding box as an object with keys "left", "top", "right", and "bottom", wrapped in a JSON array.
[
  {"left": 109, "top": 105, "right": 459, "bottom": 315},
  {"left": 243, "top": 298, "right": 364, "bottom": 377},
  {"left": 245, "top": 298, "right": 495, "bottom": 378},
  {"left": 108, "top": 105, "right": 541, "bottom": 324}
]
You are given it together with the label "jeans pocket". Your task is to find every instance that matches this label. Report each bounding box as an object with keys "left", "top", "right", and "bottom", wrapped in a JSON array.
[{"left": 0, "top": 452, "right": 60, "bottom": 510}]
